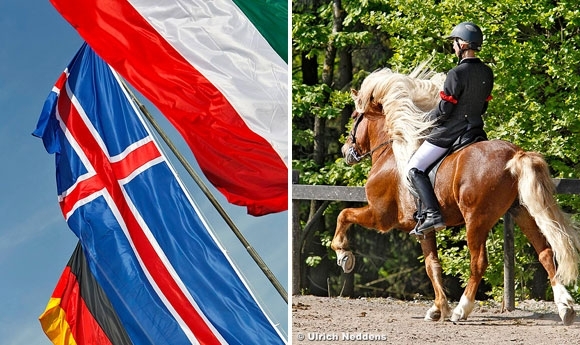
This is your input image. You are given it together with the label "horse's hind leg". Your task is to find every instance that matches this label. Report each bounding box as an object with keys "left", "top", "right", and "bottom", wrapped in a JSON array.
[
  {"left": 419, "top": 232, "right": 451, "bottom": 321},
  {"left": 451, "top": 221, "right": 493, "bottom": 322},
  {"left": 513, "top": 208, "right": 576, "bottom": 325}
]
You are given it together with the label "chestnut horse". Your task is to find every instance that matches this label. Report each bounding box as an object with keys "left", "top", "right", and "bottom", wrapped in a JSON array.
[{"left": 331, "top": 66, "right": 580, "bottom": 324}]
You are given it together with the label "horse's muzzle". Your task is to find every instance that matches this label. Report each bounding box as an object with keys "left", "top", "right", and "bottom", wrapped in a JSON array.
[{"left": 344, "top": 146, "right": 362, "bottom": 165}]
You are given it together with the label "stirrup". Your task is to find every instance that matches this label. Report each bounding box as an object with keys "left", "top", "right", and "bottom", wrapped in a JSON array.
[
  {"left": 410, "top": 224, "right": 436, "bottom": 238},
  {"left": 410, "top": 216, "right": 445, "bottom": 238}
]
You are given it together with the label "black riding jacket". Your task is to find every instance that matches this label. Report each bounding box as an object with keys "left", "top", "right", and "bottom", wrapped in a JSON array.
[{"left": 427, "top": 57, "right": 494, "bottom": 148}]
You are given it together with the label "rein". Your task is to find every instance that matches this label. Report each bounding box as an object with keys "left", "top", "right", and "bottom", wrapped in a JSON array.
[{"left": 347, "top": 139, "right": 392, "bottom": 162}]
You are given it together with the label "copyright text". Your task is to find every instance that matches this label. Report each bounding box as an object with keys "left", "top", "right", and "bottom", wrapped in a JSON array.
[{"left": 296, "top": 332, "right": 388, "bottom": 342}]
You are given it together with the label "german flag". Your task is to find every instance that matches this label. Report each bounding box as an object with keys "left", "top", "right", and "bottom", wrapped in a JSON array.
[{"left": 39, "top": 243, "right": 132, "bottom": 345}]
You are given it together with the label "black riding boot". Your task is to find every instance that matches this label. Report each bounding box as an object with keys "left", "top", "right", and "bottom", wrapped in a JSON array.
[{"left": 408, "top": 168, "right": 445, "bottom": 236}]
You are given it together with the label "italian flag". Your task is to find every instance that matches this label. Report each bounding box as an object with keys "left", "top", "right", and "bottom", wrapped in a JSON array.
[{"left": 50, "top": 0, "right": 288, "bottom": 216}]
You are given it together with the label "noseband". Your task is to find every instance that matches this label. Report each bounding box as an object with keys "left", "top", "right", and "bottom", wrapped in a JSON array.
[{"left": 346, "top": 112, "right": 392, "bottom": 163}]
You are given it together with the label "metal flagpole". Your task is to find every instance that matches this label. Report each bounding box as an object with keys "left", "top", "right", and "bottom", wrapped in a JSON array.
[{"left": 120, "top": 80, "right": 288, "bottom": 303}]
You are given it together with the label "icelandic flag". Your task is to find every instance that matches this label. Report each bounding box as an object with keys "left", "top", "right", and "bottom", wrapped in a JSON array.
[
  {"left": 33, "top": 43, "right": 286, "bottom": 345},
  {"left": 49, "top": 0, "right": 289, "bottom": 216}
]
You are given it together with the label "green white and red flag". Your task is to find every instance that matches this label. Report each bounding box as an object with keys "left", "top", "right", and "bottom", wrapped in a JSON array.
[{"left": 50, "top": 0, "right": 288, "bottom": 216}]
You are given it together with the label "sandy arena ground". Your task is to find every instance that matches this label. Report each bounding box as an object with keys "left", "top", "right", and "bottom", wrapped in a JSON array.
[{"left": 292, "top": 295, "right": 580, "bottom": 344}]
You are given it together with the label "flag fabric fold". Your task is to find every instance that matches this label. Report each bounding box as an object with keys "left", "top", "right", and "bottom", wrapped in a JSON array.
[
  {"left": 49, "top": 0, "right": 289, "bottom": 216},
  {"left": 34, "top": 43, "right": 285, "bottom": 345}
]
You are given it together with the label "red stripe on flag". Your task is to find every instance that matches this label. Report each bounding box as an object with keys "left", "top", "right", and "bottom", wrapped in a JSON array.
[
  {"left": 57, "top": 85, "right": 222, "bottom": 344},
  {"left": 57, "top": 267, "right": 113, "bottom": 345},
  {"left": 50, "top": 0, "right": 288, "bottom": 216},
  {"left": 54, "top": 71, "right": 68, "bottom": 91},
  {"left": 112, "top": 140, "right": 161, "bottom": 180},
  {"left": 59, "top": 175, "right": 102, "bottom": 220}
]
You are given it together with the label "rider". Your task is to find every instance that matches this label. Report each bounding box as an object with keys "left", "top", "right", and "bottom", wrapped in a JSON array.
[{"left": 407, "top": 22, "right": 494, "bottom": 236}]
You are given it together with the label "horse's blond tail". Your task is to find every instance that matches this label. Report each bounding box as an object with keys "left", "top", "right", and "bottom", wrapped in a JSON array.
[{"left": 507, "top": 151, "right": 580, "bottom": 285}]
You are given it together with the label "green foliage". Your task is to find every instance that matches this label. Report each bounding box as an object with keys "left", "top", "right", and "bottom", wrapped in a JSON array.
[
  {"left": 292, "top": 83, "right": 339, "bottom": 120},
  {"left": 305, "top": 255, "right": 322, "bottom": 267},
  {"left": 293, "top": 158, "right": 370, "bottom": 186},
  {"left": 292, "top": 12, "right": 330, "bottom": 58},
  {"left": 293, "top": 0, "right": 580, "bottom": 300}
]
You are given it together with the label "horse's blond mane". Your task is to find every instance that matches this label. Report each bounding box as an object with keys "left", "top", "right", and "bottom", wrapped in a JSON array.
[{"left": 353, "top": 61, "right": 446, "bottom": 183}]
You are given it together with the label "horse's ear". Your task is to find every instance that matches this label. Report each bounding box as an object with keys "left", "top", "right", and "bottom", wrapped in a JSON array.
[{"left": 351, "top": 89, "right": 358, "bottom": 97}]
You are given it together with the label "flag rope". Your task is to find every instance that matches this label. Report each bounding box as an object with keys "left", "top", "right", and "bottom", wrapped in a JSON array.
[{"left": 119, "top": 79, "right": 288, "bottom": 304}]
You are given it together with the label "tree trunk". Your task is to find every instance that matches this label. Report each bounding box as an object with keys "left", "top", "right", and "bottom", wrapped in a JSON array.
[{"left": 338, "top": 42, "right": 353, "bottom": 137}]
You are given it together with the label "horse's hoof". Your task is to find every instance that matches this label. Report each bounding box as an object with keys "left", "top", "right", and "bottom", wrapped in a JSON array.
[
  {"left": 559, "top": 307, "right": 576, "bottom": 326},
  {"left": 450, "top": 295, "right": 473, "bottom": 322},
  {"left": 449, "top": 310, "right": 466, "bottom": 323},
  {"left": 424, "top": 306, "right": 441, "bottom": 321},
  {"left": 336, "top": 251, "right": 355, "bottom": 273}
]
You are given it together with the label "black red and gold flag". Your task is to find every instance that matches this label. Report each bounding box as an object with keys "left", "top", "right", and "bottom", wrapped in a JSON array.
[{"left": 39, "top": 243, "right": 132, "bottom": 345}]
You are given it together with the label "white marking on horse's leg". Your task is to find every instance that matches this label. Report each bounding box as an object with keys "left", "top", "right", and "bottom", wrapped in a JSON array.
[
  {"left": 450, "top": 294, "right": 475, "bottom": 322},
  {"left": 424, "top": 304, "right": 441, "bottom": 321},
  {"left": 553, "top": 282, "right": 576, "bottom": 325},
  {"left": 336, "top": 250, "right": 355, "bottom": 273}
]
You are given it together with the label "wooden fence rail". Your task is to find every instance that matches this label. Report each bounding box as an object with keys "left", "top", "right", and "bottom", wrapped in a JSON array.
[{"left": 292, "top": 175, "right": 580, "bottom": 310}]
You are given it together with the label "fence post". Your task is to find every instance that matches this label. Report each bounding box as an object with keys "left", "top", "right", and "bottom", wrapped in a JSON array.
[
  {"left": 292, "top": 171, "right": 301, "bottom": 295},
  {"left": 503, "top": 212, "right": 515, "bottom": 311}
]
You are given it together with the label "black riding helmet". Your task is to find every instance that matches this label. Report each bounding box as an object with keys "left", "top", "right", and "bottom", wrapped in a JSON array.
[{"left": 447, "top": 22, "right": 483, "bottom": 51}]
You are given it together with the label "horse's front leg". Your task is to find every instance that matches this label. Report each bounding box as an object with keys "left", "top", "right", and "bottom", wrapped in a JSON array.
[
  {"left": 331, "top": 205, "right": 379, "bottom": 273},
  {"left": 419, "top": 232, "right": 451, "bottom": 321}
]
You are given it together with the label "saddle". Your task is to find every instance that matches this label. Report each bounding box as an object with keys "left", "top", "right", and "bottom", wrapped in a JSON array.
[{"left": 426, "top": 126, "right": 488, "bottom": 184}]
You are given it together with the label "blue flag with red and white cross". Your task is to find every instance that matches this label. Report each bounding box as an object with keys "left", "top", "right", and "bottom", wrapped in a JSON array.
[{"left": 33, "top": 43, "right": 285, "bottom": 345}]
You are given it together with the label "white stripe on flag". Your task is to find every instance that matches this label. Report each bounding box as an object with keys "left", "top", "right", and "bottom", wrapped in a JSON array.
[{"left": 128, "top": 0, "right": 288, "bottom": 164}]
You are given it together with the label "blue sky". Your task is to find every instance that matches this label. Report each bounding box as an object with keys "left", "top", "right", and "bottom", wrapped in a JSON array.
[{"left": 0, "top": 1, "right": 288, "bottom": 344}]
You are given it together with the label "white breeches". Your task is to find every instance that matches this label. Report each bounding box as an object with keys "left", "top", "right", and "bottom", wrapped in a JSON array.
[{"left": 406, "top": 141, "right": 448, "bottom": 173}]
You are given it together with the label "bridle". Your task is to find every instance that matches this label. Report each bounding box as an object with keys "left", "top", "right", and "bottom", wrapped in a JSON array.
[{"left": 346, "top": 111, "right": 392, "bottom": 163}]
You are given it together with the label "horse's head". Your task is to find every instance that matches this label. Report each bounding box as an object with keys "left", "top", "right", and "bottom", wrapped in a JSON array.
[
  {"left": 342, "top": 110, "right": 369, "bottom": 165},
  {"left": 342, "top": 100, "right": 387, "bottom": 165}
]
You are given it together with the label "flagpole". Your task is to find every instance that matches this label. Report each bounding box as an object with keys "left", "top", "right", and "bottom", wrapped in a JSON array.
[{"left": 120, "top": 81, "right": 288, "bottom": 303}]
